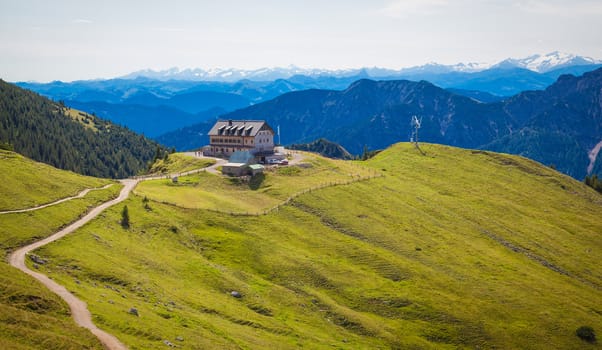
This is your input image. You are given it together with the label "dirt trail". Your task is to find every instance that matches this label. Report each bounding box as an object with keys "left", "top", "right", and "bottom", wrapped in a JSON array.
[
  {"left": 4, "top": 153, "right": 297, "bottom": 349},
  {"left": 286, "top": 150, "right": 306, "bottom": 165},
  {"left": 8, "top": 179, "right": 137, "bottom": 350},
  {"left": 6, "top": 158, "right": 220, "bottom": 349},
  {"left": 182, "top": 152, "right": 228, "bottom": 174},
  {"left": 0, "top": 184, "right": 113, "bottom": 215}
]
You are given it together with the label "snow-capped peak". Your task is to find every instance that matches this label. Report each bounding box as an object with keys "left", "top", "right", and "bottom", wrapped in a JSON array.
[
  {"left": 120, "top": 52, "right": 601, "bottom": 82},
  {"left": 492, "top": 52, "right": 600, "bottom": 73}
]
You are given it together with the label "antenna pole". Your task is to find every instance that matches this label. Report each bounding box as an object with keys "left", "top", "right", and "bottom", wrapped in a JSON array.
[{"left": 411, "top": 115, "right": 426, "bottom": 155}]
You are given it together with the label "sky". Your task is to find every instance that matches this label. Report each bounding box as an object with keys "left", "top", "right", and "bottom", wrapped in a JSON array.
[{"left": 1, "top": 0, "right": 601, "bottom": 82}]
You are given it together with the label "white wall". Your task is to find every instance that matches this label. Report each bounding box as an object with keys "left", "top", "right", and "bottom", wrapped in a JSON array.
[{"left": 253, "top": 130, "right": 274, "bottom": 152}]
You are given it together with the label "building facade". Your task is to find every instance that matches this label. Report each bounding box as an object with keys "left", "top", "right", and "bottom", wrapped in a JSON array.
[{"left": 204, "top": 120, "right": 275, "bottom": 158}]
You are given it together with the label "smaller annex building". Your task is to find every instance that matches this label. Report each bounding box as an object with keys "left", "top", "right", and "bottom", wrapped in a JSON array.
[
  {"left": 203, "top": 120, "right": 275, "bottom": 159},
  {"left": 221, "top": 151, "right": 262, "bottom": 177}
]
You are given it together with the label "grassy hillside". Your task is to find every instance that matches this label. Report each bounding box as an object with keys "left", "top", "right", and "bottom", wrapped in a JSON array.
[
  {"left": 0, "top": 184, "right": 120, "bottom": 350},
  {"left": 147, "top": 153, "right": 216, "bottom": 175},
  {"left": 0, "top": 184, "right": 122, "bottom": 256},
  {"left": 0, "top": 153, "right": 122, "bottom": 349},
  {"left": 0, "top": 149, "right": 120, "bottom": 253},
  {"left": 288, "top": 138, "right": 354, "bottom": 160},
  {"left": 0, "top": 150, "right": 111, "bottom": 211},
  {"left": 137, "top": 152, "right": 377, "bottom": 214},
  {"left": 64, "top": 107, "right": 100, "bottom": 131},
  {"left": 0, "top": 186, "right": 120, "bottom": 349},
  {"left": 0, "top": 263, "right": 103, "bottom": 349},
  {"left": 21, "top": 144, "right": 602, "bottom": 349}
]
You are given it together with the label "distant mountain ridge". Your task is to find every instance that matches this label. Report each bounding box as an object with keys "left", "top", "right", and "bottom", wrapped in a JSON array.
[
  {"left": 491, "top": 51, "right": 600, "bottom": 73},
  {"left": 162, "top": 68, "right": 602, "bottom": 180},
  {"left": 16, "top": 79, "right": 254, "bottom": 137},
  {"left": 12, "top": 53, "right": 602, "bottom": 180},
  {"left": 122, "top": 52, "right": 600, "bottom": 82},
  {"left": 221, "top": 79, "right": 514, "bottom": 152},
  {"left": 63, "top": 100, "right": 220, "bottom": 137},
  {"left": 484, "top": 70, "right": 602, "bottom": 178}
]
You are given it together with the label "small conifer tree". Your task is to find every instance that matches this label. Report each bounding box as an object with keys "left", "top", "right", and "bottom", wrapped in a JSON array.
[{"left": 121, "top": 205, "right": 130, "bottom": 228}]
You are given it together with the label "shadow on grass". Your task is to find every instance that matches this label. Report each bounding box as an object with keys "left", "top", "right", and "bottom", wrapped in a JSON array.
[{"left": 249, "top": 173, "right": 265, "bottom": 190}]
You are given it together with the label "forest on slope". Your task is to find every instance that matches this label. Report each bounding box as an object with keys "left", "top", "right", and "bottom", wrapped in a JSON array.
[{"left": 0, "top": 80, "right": 167, "bottom": 178}]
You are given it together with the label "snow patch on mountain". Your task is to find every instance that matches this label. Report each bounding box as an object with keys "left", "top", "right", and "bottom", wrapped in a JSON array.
[
  {"left": 121, "top": 52, "right": 601, "bottom": 82},
  {"left": 492, "top": 51, "right": 601, "bottom": 73}
]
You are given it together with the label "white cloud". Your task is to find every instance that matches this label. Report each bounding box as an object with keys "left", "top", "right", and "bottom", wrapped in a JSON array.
[
  {"left": 72, "top": 19, "right": 93, "bottom": 24},
  {"left": 514, "top": 0, "right": 602, "bottom": 15},
  {"left": 380, "top": 0, "right": 449, "bottom": 18}
]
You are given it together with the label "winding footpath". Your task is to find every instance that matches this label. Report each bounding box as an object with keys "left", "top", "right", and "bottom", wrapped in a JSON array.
[
  {"left": 0, "top": 184, "right": 113, "bottom": 215},
  {"left": 5, "top": 152, "right": 297, "bottom": 349},
  {"left": 6, "top": 158, "right": 225, "bottom": 349},
  {"left": 8, "top": 179, "right": 137, "bottom": 350}
]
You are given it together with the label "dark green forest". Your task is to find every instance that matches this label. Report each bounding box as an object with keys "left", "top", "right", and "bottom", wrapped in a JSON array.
[{"left": 0, "top": 80, "right": 166, "bottom": 178}]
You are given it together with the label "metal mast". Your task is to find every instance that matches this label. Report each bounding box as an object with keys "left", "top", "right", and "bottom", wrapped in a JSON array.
[{"left": 411, "top": 115, "right": 425, "bottom": 155}]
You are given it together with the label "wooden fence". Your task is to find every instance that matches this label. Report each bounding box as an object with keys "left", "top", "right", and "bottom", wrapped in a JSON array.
[
  {"left": 201, "top": 171, "right": 384, "bottom": 217},
  {"left": 133, "top": 155, "right": 384, "bottom": 217}
]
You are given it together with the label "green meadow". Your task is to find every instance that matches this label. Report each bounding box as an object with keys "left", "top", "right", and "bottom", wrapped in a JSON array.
[
  {"left": 63, "top": 107, "right": 100, "bottom": 132},
  {"left": 0, "top": 151, "right": 118, "bottom": 349},
  {"left": 0, "top": 184, "right": 122, "bottom": 257},
  {"left": 0, "top": 149, "right": 111, "bottom": 211},
  {"left": 0, "top": 262, "right": 103, "bottom": 349},
  {"left": 136, "top": 153, "right": 378, "bottom": 214},
  {"left": 28, "top": 143, "right": 601, "bottom": 349},
  {"left": 147, "top": 153, "right": 216, "bottom": 175}
]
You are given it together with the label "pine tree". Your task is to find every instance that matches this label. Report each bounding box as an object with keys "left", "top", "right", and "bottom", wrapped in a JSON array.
[
  {"left": 361, "top": 145, "right": 369, "bottom": 161},
  {"left": 121, "top": 205, "right": 130, "bottom": 228}
]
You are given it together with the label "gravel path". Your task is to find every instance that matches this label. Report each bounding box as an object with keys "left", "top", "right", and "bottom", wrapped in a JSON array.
[
  {"left": 182, "top": 152, "right": 228, "bottom": 175},
  {"left": 7, "top": 179, "right": 137, "bottom": 350},
  {"left": 0, "top": 184, "right": 113, "bottom": 215},
  {"left": 4, "top": 153, "right": 294, "bottom": 349}
]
